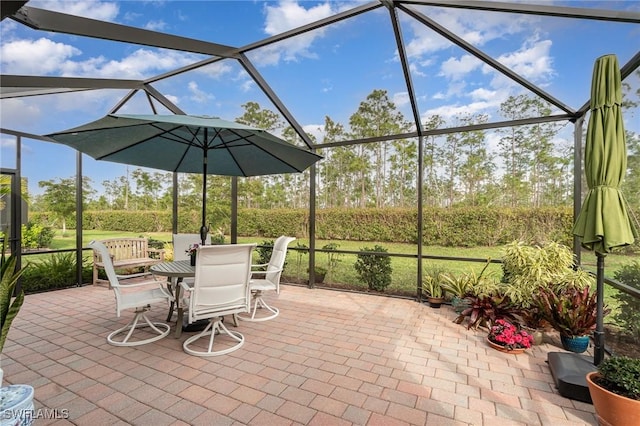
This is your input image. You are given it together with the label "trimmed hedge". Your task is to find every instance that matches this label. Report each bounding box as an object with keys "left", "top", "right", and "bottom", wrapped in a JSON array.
[{"left": 30, "top": 206, "right": 574, "bottom": 247}]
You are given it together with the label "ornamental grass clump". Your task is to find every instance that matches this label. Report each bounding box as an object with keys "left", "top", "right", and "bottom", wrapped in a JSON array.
[{"left": 487, "top": 319, "right": 533, "bottom": 350}]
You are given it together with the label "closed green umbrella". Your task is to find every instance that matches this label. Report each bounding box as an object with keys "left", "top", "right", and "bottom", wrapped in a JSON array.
[
  {"left": 572, "top": 54, "right": 637, "bottom": 365},
  {"left": 47, "top": 114, "right": 323, "bottom": 244}
]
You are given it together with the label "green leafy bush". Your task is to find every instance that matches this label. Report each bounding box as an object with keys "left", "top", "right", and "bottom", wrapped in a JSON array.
[
  {"left": 612, "top": 261, "right": 640, "bottom": 341},
  {"left": 538, "top": 286, "right": 609, "bottom": 337},
  {"left": 256, "top": 240, "right": 275, "bottom": 266},
  {"left": 501, "top": 241, "right": 593, "bottom": 308},
  {"left": 21, "top": 253, "right": 92, "bottom": 292},
  {"left": 1, "top": 252, "right": 26, "bottom": 353},
  {"left": 454, "top": 294, "right": 518, "bottom": 330},
  {"left": 21, "top": 221, "right": 55, "bottom": 249},
  {"left": 596, "top": 356, "right": 640, "bottom": 400},
  {"left": 354, "top": 245, "right": 392, "bottom": 292}
]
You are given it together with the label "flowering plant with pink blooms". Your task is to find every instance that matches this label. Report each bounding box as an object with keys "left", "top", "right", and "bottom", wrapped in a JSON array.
[
  {"left": 186, "top": 243, "right": 199, "bottom": 256},
  {"left": 488, "top": 319, "right": 533, "bottom": 350}
]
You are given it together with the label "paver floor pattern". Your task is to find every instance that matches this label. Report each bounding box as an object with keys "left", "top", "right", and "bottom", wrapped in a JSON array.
[{"left": 2, "top": 284, "right": 597, "bottom": 425}]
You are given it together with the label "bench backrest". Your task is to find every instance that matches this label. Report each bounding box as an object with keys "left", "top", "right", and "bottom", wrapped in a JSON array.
[{"left": 98, "top": 238, "right": 150, "bottom": 261}]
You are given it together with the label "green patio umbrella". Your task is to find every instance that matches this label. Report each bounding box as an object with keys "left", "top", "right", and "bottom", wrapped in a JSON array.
[
  {"left": 572, "top": 54, "right": 637, "bottom": 365},
  {"left": 47, "top": 114, "right": 322, "bottom": 244}
]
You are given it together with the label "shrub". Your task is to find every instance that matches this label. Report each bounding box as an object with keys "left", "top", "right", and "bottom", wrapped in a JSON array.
[
  {"left": 256, "top": 240, "right": 275, "bottom": 266},
  {"left": 454, "top": 294, "right": 519, "bottom": 330},
  {"left": 22, "top": 221, "right": 55, "bottom": 249},
  {"left": 354, "top": 245, "right": 392, "bottom": 292},
  {"left": 322, "top": 242, "right": 342, "bottom": 279},
  {"left": 596, "top": 356, "right": 640, "bottom": 400},
  {"left": 538, "top": 286, "right": 608, "bottom": 337},
  {"left": 612, "top": 261, "right": 640, "bottom": 341},
  {"left": 21, "top": 253, "right": 92, "bottom": 293},
  {"left": 500, "top": 241, "right": 593, "bottom": 308}
]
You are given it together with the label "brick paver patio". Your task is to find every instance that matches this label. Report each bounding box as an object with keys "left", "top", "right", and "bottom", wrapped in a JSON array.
[{"left": 2, "top": 283, "right": 597, "bottom": 425}]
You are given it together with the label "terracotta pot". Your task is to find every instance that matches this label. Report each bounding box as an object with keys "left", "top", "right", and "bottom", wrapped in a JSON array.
[
  {"left": 586, "top": 372, "right": 640, "bottom": 426},
  {"left": 427, "top": 297, "right": 444, "bottom": 308},
  {"left": 486, "top": 338, "right": 526, "bottom": 354}
]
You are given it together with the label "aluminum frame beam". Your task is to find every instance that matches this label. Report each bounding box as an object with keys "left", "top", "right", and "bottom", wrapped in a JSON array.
[
  {"left": 10, "top": 6, "right": 237, "bottom": 57},
  {"left": 401, "top": 0, "right": 640, "bottom": 23}
]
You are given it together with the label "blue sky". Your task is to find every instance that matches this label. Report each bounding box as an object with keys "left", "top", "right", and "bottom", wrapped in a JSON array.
[{"left": 1, "top": 0, "right": 639, "bottom": 196}]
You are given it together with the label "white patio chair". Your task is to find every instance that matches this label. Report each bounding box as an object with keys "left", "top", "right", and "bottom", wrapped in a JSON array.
[
  {"left": 180, "top": 243, "right": 255, "bottom": 356},
  {"left": 237, "top": 236, "right": 295, "bottom": 322},
  {"left": 172, "top": 233, "right": 211, "bottom": 262},
  {"left": 88, "top": 240, "right": 173, "bottom": 346},
  {"left": 165, "top": 233, "right": 211, "bottom": 321}
]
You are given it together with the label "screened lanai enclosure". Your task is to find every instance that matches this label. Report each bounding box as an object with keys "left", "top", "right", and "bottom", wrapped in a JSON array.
[{"left": 1, "top": 1, "right": 639, "bottom": 297}]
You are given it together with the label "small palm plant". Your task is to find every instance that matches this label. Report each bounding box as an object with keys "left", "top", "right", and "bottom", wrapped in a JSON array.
[{"left": 1, "top": 247, "right": 26, "bottom": 353}]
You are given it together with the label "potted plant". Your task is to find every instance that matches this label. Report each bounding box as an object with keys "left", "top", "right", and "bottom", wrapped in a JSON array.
[
  {"left": 586, "top": 356, "right": 640, "bottom": 426},
  {"left": 1, "top": 249, "right": 35, "bottom": 425},
  {"left": 486, "top": 319, "right": 533, "bottom": 354},
  {"left": 454, "top": 293, "right": 520, "bottom": 330},
  {"left": 1, "top": 254, "right": 26, "bottom": 382},
  {"left": 538, "top": 286, "right": 608, "bottom": 353},
  {"left": 440, "top": 272, "right": 471, "bottom": 313},
  {"left": 442, "top": 261, "right": 494, "bottom": 314},
  {"left": 423, "top": 275, "right": 445, "bottom": 308},
  {"left": 186, "top": 243, "right": 199, "bottom": 266}
]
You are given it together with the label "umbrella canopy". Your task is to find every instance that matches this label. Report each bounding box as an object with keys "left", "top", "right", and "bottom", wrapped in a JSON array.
[
  {"left": 572, "top": 54, "right": 637, "bottom": 365},
  {"left": 47, "top": 114, "right": 323, "bottom": 243}
]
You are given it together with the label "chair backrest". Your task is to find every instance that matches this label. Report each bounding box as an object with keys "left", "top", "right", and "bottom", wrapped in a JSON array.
[
  {"left": 173, "top": 233, "right": 211, "bottom": 261},
  {"left": 88, "top": 240, "right": 124, "bottom": 313},
  {"left": 264, "top": 236, "right": 296, "bottom": 286},
  {"left": 189, "top": 243, "right": 256, "bottom": 323}
]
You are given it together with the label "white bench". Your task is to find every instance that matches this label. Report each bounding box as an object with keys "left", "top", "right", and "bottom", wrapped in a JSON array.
[{"left": 92, "top": 237, "right": 165, "bottom": 286}]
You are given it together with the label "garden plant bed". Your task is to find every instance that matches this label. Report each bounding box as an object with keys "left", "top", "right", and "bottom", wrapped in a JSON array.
[{"left": 605, "top": 325, "right": 638, "bottom": 358}]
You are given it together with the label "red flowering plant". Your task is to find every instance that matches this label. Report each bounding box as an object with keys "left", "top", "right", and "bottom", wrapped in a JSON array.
[{"left": 487, "top": 319, "right": 533, "bottom": 350}]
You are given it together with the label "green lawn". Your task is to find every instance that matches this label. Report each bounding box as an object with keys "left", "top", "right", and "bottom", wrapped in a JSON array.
[
  {"left": 33, "top": 229, "right": 639, "bottom": 327},
  {"left": 47, "top": 229, "right": 635, "bottom": 286}
]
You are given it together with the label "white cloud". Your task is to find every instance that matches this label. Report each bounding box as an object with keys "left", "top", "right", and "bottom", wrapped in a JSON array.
[
  {"left": 1, "top": 38, "right": 81, "bottom": 74},
  {"left": 402, "top": 6, "right": 540, "bottom": 80},
  {"left": 28, "top": 0, "right": 119, "bottom": 21},
  {"left": 468, "top": 88, "right": 498, "bottom": 102},
  {"left": 251, "top": 0, "right": 337, "bottom": 65},
  {"left": 422, "top": 101, "right": 493, "bottom": 122},
  {"left": 164, "top": 94, "right": 179, "bottom": 106},
  {"left": 439, "top": 55, "right": 482, "bottom": 81},
  {"left": 0, "top": 36, "right": 202, "bottom": 79},
  {"left": 187, "top": 81, "right": 213, "bottom": 103},
  {"left": 145, "top": 20, "right": 168, "bottom": 31},
  {"left": 393, "top": 91, "right": 410, "bottom": 108},
  {"left": 193, "top": 61, "right": 234, "bottom": 80},
  {"left": 303, "top": 123, "right": 324, "bottom": 142},
  {"left": 494, "top": 36, "right": 554, "bottom": 82}
]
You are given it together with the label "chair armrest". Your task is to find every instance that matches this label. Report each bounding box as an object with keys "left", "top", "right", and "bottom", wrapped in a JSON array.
[
  {"left": 120, "top": 278, "right": 165, "bottom": 288},
  {"left": 251, "top": 263, "right": 269, "bottom": 270},
  {"left": 179, "top": 281, "right": 194, "bottom": 292},
  {"left": 251, "top": 267, "right": 282, "bottom": 278}
]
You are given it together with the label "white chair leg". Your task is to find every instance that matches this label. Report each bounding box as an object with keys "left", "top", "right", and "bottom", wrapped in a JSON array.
[
  {"left": 237, "top": 291, "right": 280, "bottom": 322},
  {"left": 107, "top": 308, "right": 170, "bottom": 347},
  {"left": 183, "top": 317, "right": 245, "bottom": 357}
]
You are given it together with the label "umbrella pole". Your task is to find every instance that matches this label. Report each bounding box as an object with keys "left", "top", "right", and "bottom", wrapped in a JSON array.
[
  {"left": 200, "top": 134, "right": 208, "bottom": 246},
  {"left": 594, "top": 253, "right": 605, "bottom": 365}
]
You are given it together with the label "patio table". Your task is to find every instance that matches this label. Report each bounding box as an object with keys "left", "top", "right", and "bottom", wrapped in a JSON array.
[{"left": 150, "top": 260, "right": 194, "bottom": 338}]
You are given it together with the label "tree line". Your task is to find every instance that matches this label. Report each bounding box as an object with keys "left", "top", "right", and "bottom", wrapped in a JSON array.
[{"left": 30, "top": 81, "right": 640, "bottom": 229}]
